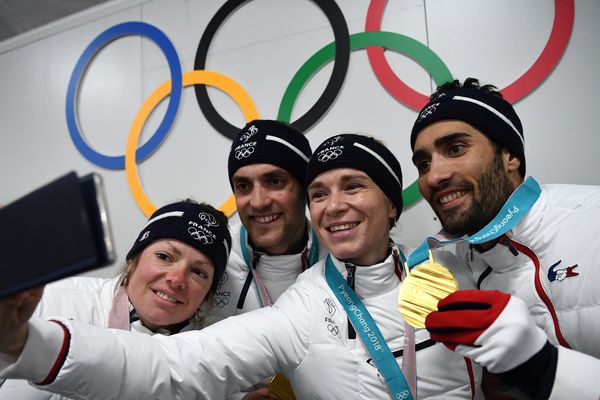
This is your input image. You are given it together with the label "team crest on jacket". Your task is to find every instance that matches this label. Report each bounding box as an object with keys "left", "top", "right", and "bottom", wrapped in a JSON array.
[
  {"left": 547, "top": 260, "right": 579, "bottom": 282},
  {"left": 324, "top": 298, "right": 337, "bottom": 315},
  {"left": 214, "top": 272, "right": 230, "bottom": 308}
]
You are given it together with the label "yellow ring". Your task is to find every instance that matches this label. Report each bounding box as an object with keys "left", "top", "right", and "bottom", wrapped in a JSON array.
[{"left": 126, "top": 70, "right": 259, "bottom": 217}]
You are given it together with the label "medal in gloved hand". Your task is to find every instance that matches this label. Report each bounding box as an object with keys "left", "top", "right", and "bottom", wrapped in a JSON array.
[{"left": 398, "top": 250, "right": 458, "bottom": 328}]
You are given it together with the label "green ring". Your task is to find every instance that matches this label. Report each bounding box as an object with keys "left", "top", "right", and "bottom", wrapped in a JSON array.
[{"left": 278, "top": 31, "right": 453, "bottom": 207}]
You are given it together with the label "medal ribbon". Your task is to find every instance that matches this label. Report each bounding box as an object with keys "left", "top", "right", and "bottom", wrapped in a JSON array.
[
  {"left": 407, "top": 176, "right": 542, "bottom": 269},
  {"left": 108, "top": 285, "right": 131, "bottom": 330},
  {"left": 240, "top": 225, "right": 319, "bottom": 307},
  {"left": 325, "top": 255, "right": 414, "bottom": 400}
]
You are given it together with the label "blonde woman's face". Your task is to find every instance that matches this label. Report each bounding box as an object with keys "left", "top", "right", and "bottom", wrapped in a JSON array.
[{"left": 126, "top": 239, "right": 214, "bottom": 330}]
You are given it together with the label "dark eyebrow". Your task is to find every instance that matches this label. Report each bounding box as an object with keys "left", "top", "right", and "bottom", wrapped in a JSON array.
[
  {"left": 262, "top": 169, "right": 288, "bottom": 180},
  {"left": 411, "top": 132, "right": 471, "bottom": 164}
]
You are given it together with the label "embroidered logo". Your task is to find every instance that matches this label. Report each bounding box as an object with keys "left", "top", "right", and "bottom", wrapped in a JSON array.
[
  {"left": 240, "top": 124, "right": 258, "bottom": 142},
  {"left": 187, "top": 212, "right": 219, "bottom": 244},
  {"left": 216, "top": 270, "right": 228, "bottom": 288},
  {"left": 324, "top": 298, "right": 337, "bottom": 315},
  {"left": 323, "top": 135, "right": 343, "bottom": 147},
  {"left": 234, "top": 142, "right": 256, "bottom": 159},
  {"left": 316, "top": 146, "right": 343, "bottom": 162},
  {"left": 327, "top": 323, "right": 340, "bottom": 337},
  {"left": 215, "top": 296, "right": 230, "bottom": 308},
  {"left": 139, "top": 231, "right": 150, "bottom": 241},
  {"left": 198, "top": 212, "right": 218, "bottom": 227},
  {"left": 547, "top": 260, "right": 579, "bottom": 282},
  {"left": 416, "top": 102, "right": 440, "bottom": 122},
  {"left": 429, "top": 91, "right": 447, "bottom": 102},
  {"left": 325, "top": 316, "right": 341, "bottom": 338},
  {"left": 214, "top": 272, "right": 230, "bottom": 308}
]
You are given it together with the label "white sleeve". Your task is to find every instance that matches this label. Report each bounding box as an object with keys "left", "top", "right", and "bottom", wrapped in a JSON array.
[
  {"left": 548, "top": 346, "right": 600, "bottom": 400},
  {"left": 0, "top": 318, "right": 65, "bottom": 383},
  {"left": 2, "top": 288, "right": 309, "bottom": 400}
]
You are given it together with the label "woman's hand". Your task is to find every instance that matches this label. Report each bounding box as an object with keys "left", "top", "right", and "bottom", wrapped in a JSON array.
[{"left": 0, "top": 287, "right": 44, "bottom": 359}]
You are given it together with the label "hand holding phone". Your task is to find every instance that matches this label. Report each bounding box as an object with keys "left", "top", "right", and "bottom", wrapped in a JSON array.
[{"left": 0, "top": 172, "right": 116, "bottom": 299}]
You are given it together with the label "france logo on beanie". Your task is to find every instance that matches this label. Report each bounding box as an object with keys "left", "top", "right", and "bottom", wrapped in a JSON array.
[{"left": 227, "top": 120, "right": 312, "bottom": 189}]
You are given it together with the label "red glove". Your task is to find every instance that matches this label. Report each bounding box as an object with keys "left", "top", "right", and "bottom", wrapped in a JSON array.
[{"left": 425, "top": 290, "right": 548, "bottom": 374}]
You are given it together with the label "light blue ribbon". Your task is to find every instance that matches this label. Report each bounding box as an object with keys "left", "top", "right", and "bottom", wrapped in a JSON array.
[
  {"left": 407, "top": 176, "right": 542, "bottom": 269},
  {"left": 325, "top": 255, "right": 414, "bottom": 400}
]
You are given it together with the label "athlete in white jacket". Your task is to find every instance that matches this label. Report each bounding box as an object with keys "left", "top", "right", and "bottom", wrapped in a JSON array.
[
  {"left": 0, "top": 200, "right": 231, "bottom": 400},
  {"left": 208, "top": 120, "right": 327, "bottom": 399},
  {"left": 0, "top": 134, "right": 483, "bottom": 399},
  {"left": 0, "top": 275, "right": 206, "bottom": 399},
  {"left": 410, "top": 77, "right": 600, "bottom": 399}
]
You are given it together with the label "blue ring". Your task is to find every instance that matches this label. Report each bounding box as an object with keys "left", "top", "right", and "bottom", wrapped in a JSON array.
[{"left": 66, "top": 21, "right": 182, "bottom": 170}]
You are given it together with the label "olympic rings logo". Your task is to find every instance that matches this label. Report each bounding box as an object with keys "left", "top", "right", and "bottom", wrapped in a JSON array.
[
  {"left": 416, "top": 103, "right": 440, "bottom": 123},
  {"left": 65, "top": 0, "right": 573, "bottom": 217},
  {"left": 188, "top": 226, "right": 214, "bottom": 244},
  {"left": 317, "top": 148, "right": 343, "bottom": 162},
  {"left": 327, "top": 323, "right": 341, "bottom": 338},
  {"left": 214, "top": 296, "right": 230, "bottom": 308},
  {"left": 234, "top": 146, "right": 255, "bottom": 160}
]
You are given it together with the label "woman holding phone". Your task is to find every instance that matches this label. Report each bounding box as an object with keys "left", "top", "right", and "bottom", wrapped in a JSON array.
[
  {"left": 0, "top": 200, "right": 231, "bottom": 399},
  {"left": 0, "top": 136, "right": 480, "bottom": 399}
]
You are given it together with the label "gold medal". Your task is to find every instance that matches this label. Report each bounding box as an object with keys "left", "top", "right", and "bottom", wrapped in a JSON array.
[
  {"left": 269, "top": 374, "right": 296, "bottom": 400},
  {"left": 398, "top": 250, "right": 458, "bottom": 328}
]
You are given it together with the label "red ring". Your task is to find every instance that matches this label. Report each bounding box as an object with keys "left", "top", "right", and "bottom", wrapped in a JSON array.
[
  {"left": 365, "top": 0, "right": 574, "bottom": 108},
  {"left": 500, "top": 0, "right": 574, "bottom": 102}
]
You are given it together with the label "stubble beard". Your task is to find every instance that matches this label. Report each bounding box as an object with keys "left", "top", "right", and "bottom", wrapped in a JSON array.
[{"left": 439, "top": 154, "right": 516, "bottom": 236}]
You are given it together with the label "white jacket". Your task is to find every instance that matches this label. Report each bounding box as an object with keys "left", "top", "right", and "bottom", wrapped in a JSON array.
[
  {"left": 1, "top": 248, "right": 483, "bottom": 400},
  {"left": 453, "top": 183, "right": 600, "bottom": 399},
  {"left": 206, "top": 221, "right": 326, "bottom": 326},
  {"left": 0, "top": 276, "right": 202, "bottom": 400}
]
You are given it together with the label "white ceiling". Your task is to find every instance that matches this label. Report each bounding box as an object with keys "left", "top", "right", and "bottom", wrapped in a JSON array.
[{"left": 0, "top": 0, "right": 109, "bottom": 43}]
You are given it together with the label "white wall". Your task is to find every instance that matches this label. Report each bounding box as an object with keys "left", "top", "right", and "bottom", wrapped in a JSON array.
[{"left": 1, "top": 0, "right": 598, "bottom": 278}]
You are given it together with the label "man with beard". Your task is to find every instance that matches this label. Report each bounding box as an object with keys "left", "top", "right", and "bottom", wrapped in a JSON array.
[{"left": 409, "top": 78, "right": 600, "bottom": 399}]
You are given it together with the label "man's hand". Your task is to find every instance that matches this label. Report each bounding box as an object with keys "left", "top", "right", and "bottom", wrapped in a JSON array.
[
  {"left": 425, "top": 290, "right": 561, "bottom": 399},
  {"left": 0, "top": 287, "right": 44, "bottom": 359},
  {"left": 425, "top": 290, "right": 547, "bottom": 373}
]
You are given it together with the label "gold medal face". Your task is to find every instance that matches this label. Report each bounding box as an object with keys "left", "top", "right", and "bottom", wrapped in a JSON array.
[
  {"left": 269, "top": 374, "right": 296, "bottom": 400},
  {"left": 398, "top": 258, "right": 458, "bottom": 328}
]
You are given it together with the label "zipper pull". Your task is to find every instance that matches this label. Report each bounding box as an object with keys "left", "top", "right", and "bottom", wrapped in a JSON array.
[
  {"left": 345, "top": 264, "right": 357, "bottom": 340},
  {"left": 500, "top": 236, "right": 519, "bottom": 256},
  {"left": 253, "top": 252, "right": 261, "bottom": 269},
  {"left": 346, "top": 264, "right": 356, "bottom": 289},
  {"left": 469, "top": 244, "right": 474, "bottom": 262}
]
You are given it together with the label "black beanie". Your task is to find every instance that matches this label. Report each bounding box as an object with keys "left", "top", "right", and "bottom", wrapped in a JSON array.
[
  {"left": 306, "top": 134, "right": 403, "bottom": 219},
  {"left": 410, "top": 87, "right": 525, "bottom": 176},
  {"left": 126, "top": 201, "right": 232, "bottom": 292},
  {"left": 228, "top": 120, "right": 312, "bottom": 188}
]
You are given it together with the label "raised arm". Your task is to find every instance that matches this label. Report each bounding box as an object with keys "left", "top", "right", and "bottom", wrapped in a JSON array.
[{"left": 1, "top": 285, "right": 311, "bottom": 400}]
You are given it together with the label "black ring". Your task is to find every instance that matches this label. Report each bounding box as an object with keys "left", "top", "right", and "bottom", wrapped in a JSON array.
[{"left": 194, "top": 0, "right": 350, "bottom": 140}]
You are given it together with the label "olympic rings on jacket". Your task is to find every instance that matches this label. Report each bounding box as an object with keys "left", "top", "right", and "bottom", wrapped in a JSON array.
[
  {"left": 277, "top": 31, "right": 453, "bottom": 207},
  {"left": 125, "top": 70, "right": 259, "bottom": 217},
  {"left": 66, "top": 21, "right": 182, "bottom": 169},
  {"left": 194, "top": 0, "right": 350, "bottom": 139},
  {"left": 365, "top": 0, "right": 574, "bottom": 108}
]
